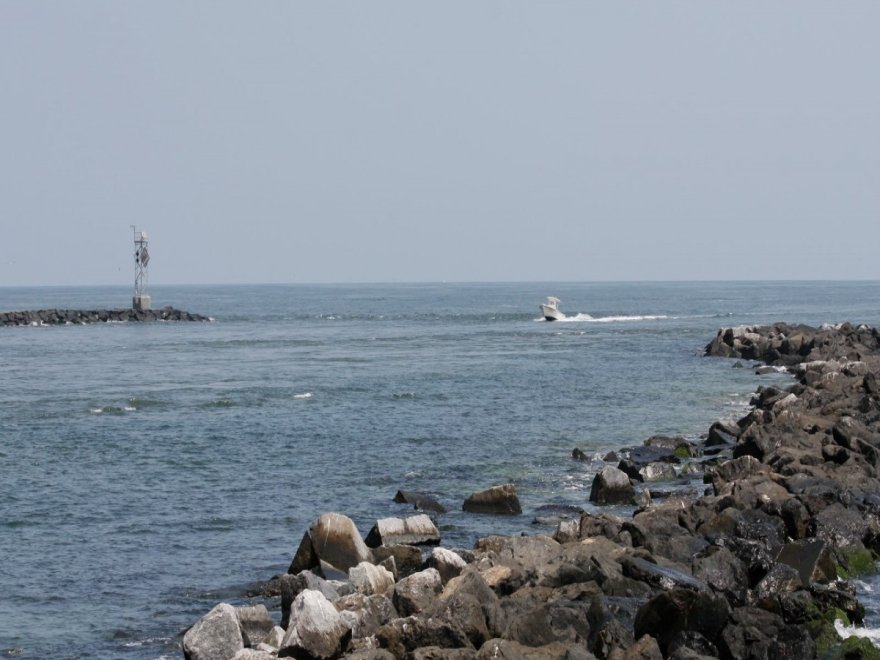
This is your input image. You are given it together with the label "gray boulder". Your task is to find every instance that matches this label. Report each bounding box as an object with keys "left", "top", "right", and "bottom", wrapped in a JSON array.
[
  {"left": 394, "top": 490, "right": 448, "bottom": 513},
  {"left": 335, "top": 592, "right": 398, "bottom": 640},
  {"left": 288, "top": 512, "right": 374, "bottom": 575},
  {"left": 463, "top": 484, "right": 522, "bottom": 514},
  {"left": 426, "top": 547, "right": 468, "bottom": 584},
  {"left": 350, "top": 561, "right": 395, "bottom": 595},
  {"left": 589, "top": 466, "right": 636, "bottom": 505},
  {"left": 235, "top": 604, "right": 275, "bottom": 648},
  {"left": 365, "top": 514, "right": 441, "bottom": 547},
  {"left": 280, "top": 590, "right": 352, "bottom": 659},
  {"left": 280, "top": 571, "right": 340, "bottom": 629},
  {"left": 393, "top": 567, "right": 443, "bottom": 616},
  {"left": 182, "top": 603, "right": 244, "bottom": 660}
]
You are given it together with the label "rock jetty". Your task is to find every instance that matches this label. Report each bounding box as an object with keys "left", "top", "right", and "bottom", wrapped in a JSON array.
[
  {"left": 183, "top": 322, "right": 880, "bottom": 660},
  {"left": 0, "top": 306, "right": 209, "bottom": 326}
]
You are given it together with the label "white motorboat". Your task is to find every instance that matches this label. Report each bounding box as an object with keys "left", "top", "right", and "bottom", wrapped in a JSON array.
[{"left": 540, "top": 297, "right": 565, "bottom": 321}]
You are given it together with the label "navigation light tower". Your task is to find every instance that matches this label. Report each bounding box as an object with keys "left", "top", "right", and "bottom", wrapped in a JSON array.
[{"left": 132, "top": 226, "right": 151, "bottom": 311}]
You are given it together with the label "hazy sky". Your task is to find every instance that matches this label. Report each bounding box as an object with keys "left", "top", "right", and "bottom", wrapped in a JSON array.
[{"left": 1, "top": 2, "right": 878, "bottom": 286}]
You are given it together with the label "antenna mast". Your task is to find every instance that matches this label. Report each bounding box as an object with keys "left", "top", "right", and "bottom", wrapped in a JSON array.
[{"left": 131, "top": 226, "right": 152, "bottom": 311}]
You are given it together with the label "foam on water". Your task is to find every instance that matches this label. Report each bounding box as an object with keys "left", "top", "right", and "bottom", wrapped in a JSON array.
[
  {"left": 538, "top": 313, "right": 671, "bottom": 323},
  {"left": 293, "top": 392, "right": 313, "bottom": 399},
  {"left": 834, "top": 619, "right": 880, "bottom": 647}
]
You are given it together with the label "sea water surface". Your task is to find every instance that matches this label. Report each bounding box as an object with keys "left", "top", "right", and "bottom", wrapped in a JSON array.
[{"left": 1, "top": 281, "right": 879, "bottom": 658}]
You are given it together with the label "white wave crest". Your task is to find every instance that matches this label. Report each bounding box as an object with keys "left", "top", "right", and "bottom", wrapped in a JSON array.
[
  {"left": 543, "top": 313, "right": 671, "bottom": 323},
  {"left": 834, "top": 619, "right": 880, "bottom": 646},
  {"left": 293, "top": 392, "right": 313, "bottom": 399}
]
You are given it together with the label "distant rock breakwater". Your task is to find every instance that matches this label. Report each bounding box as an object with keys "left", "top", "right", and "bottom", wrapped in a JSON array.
[
  {"left": 181, "top": 321, "right": 880, "bottom": 660},
  {"left": 0, "top": 306, "right": 210, "bottom": 326}
]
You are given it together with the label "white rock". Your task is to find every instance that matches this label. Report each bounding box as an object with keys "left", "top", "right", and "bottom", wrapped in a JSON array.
[{"left": 280, "top": 590, "right": 351, "bottom": 659}]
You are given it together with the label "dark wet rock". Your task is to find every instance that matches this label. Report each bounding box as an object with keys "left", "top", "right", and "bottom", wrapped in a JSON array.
[
  {"left": 587, "top": 596, "right": 637, "bottom": 657},
  {"left": 753, "top": 562, "right": 802, "bottom": 602},
  {"left": 633, "top": 588, "right": 730, "bottom": 655},
  {"left": 717, "top": 606, "right": 815, "bottom": 660},
  {"left": 475, "top": 639, "right": 595, "bottom": 660},
  {"left": 0, "top": 306, "right": 209, "bottom": 326},
  {"left": 691, "top": 546, "right": 748, "bottom": 605},
  {"left": 774, "top": 539, "right": 837, "bottom": 585},
  {"left": 439, "top": 567, "right": 505, "bottom": 648},
  {"left": 572, "top": 447, "right": 589, "bottom": 461},
  {"left": 394, "top": 490, "right": 448, "bottom": 514},
  {"left": 377, "top": 616, "right": 471, "bottom": 658},
  {"left": 666, "top": 630, "right": 719, "bottom": 659},
  {"left": 373, "top": 544, "right": 424, "bottom": 580},
  {"left": 781, "top": 497, "right": 811, "bottom": 540},
  {"left": 590, "top": 466, "right": 636, "bottom": 505},
  {"left": 707, "top": 420, "right": 741, "bottom": 446},
  {"left": 620, "top": 556, "right": 707, "bottom": 592},
  {"left": 810, "top": 502, "right": 872, "bottom": 550},
  {"left": 622, "top": 635, "right": 663, "bottom": 660},
  {"left": 625, "top": 501, "right": 709, "bottom": 566},
  {"left": 463, "top": 484, "right": 522, "bottom": 515}
]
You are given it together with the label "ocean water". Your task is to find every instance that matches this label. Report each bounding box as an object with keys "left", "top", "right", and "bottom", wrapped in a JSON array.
[{"left": 1, "top": 281, "right": 879, "bottom": 658}]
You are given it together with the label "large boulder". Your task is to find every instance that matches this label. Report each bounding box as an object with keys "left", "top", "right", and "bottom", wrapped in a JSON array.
[
  {"left": 439, "top": 567, "right": 505, "bottom": 648},
  {"left": 394, "top": 490, "right": 449, "bottom": 513},
  {"left": 288, "top": 512, "right": 374, "bottom": 575},
  {"left": 235, "top": 604, "right": 275, "bottom": 648},
  {"left": 280, "top": 571, "right": 340, "bottom": 628},
  {"left": 774, "top": 539, "right": 837, "bottom": 585},
  {"left": 373, "top": 544, "right": 424, "bottom": 579},
  {"left": 589, "top": 466, "right": 636, "bottom": 505},
  {"left": 335, "top": 592, "right": 399, "bottom": 640},
  {"left": 279, "top": 590, "right": 352, "bottom": 659},
  {"left": 182, "top": 603, "right": 244, "bottom": 660},
  {"left": 426, "top": 547, "right": 468, "bottom": 584},
  {"left": 717, "top": 606, "right": 815, "bottom": 659},
  {"left": 393, "top": 567, "right": 443, "bottom": 616},
  {"left": 463, "top": 484, "right": 522, "bottom": 514},
  {"left": 633, "top": 588, "right": 730, "bottom": 654},
  {"left": 365, "top": 514, "right": 441, "bottom": 547},
  {"left": 350, "top": 561, "right": 396, "bottom": 596}
]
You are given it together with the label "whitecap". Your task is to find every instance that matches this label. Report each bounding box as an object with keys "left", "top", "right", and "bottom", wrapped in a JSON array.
[
  {"left": 123, "top": 406, "right": 136, "bottom": 412},
  {"left": 293, "top": 392, "right": 313, "bottom": 399},
  {"left": 834, "top": 618, "right": 880, "bottom": 645},
  {"left": 90, "top": 408, "right": 103, "bottom": 414},
  {"left": 548, "top": 313, "right": 671, "bottom": 323}
]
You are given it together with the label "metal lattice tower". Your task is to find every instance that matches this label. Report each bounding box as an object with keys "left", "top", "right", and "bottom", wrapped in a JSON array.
[{"left": 131, "top": 226, "right": 152, "bottom": 311}]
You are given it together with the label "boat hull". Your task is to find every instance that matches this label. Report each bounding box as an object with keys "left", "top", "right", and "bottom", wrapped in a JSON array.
[{"left": 541, "top": 305, "right": 564, "bottom": 321}]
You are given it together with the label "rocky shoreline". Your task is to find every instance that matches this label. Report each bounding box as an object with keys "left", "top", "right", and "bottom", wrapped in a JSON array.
[
  {"left": 0, "top": 307, "right": 210, "bottom": 326},
  {"left": 182, "top": 322, "right": 880, "bottom": 660}
]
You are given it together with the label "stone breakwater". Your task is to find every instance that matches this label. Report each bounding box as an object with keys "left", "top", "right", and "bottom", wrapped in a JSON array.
[
  {"left": 182, "top": 322, "right": 880, "bottom": 660},
  {"left": 0, "top": 306, "right": 210, "bottom": 326}
]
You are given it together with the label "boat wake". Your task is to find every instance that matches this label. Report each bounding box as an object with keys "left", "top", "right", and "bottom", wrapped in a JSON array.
[{"left": 538, "top": 313, "right": 670, "bottom": 323}]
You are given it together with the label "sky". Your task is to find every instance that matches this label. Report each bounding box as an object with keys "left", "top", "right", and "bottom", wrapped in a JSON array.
[{"left": 1, "top": 2, "right": 878, "bottom": 286}]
